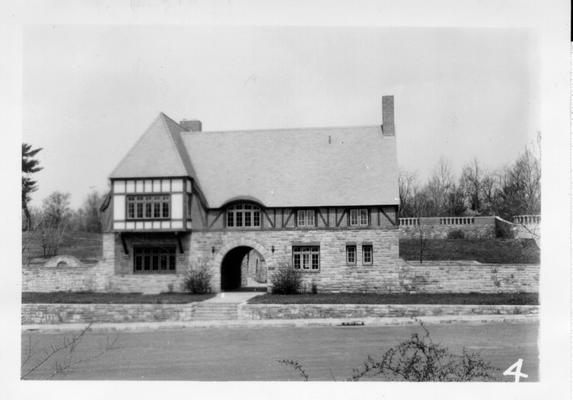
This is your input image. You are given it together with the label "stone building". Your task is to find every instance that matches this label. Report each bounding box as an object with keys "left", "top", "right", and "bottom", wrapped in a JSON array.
[{"left": 102, "top": 96, "right": 400, "bottom": 293}]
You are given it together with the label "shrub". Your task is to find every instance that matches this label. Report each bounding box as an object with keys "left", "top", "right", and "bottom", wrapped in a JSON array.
[
  {"left": 271, "top": 263, "right": 302, "bottom": 294},
  {"left": 311, "top": 281, "right": 318, "bottom": 294},
  {"left": 183, "top": 260, "right": 212, "bottom": 294},
  {"left": 447, "top": 229, "right": 465, "bottom": 239},
  {"left": 278, "top": 320, "right": 497, "bottom": 381},
  {"left": 349, "top": 320, "right": 497, "bottom": 381}
]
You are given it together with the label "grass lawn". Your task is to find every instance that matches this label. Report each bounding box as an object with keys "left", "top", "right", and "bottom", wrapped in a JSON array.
[
  {"left": 248, "top": 292, "right": 538, "bottom": 305},
  {"left": 22, "top": 292, "right": 215, "bottom": 304},
  {"left": 399, "top": 238, "right": 539, "bottom": 264}
]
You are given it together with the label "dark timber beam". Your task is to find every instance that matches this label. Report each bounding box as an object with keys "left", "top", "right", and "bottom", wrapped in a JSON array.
[
  {"left": 336, "top": 208, "right": 347, "bottom": 227},
  {"left": 175, "top": 233, "right": 184, "bottom": 254},
  {"left": 283, "top": 209, "right": 294, "bottom": 228},
  {"left": 208, "top": 209, "right": 224, "bottom": 229},
  {"left": 263, "top": 209, "right": 275, "bottom": 228},
  {"left": 120, "top": 233, "right": 129, "bottom": 255},
  {"left": 379, "top": 207, "right": 398, "bottom": 226},
  {"left": 317, "top": 209, "right": 328, "bottom": 227}
]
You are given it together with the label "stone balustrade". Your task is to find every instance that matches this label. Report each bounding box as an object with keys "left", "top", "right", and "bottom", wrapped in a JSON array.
[{"left": 512, "top": 215, "right": 541, "bottom": 225}]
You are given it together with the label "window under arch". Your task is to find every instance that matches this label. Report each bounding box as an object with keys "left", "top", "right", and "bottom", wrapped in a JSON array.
[{"left": 226, "top": 203, "right": 261, "bottom": 228}]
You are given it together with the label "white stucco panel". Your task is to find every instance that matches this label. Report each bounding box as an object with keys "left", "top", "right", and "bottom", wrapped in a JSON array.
[
  {"left": 171, "top": 193, "right": 183, "bottom": 219},
  {"left": 113, "top": 195, "right": 125, "bottom": 220}
]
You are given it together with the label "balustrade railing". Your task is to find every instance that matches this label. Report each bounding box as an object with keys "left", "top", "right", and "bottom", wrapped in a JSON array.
[
  {"left": 398, "top": 218, "right": 419, "bottom": 226},
  {"left": 398, "top": 217, "right": 476, "bottom": 226},
  {"left": 439, "top": 217, "right": 475, "bottom": 225},
  {"left": 512, "top": 215, "right": 541, "bottom": 224}
]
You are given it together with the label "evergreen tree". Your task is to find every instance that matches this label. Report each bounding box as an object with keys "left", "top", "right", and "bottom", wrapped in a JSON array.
[{"left": 22, "top": 143, "right": 43, "bottom": 230}]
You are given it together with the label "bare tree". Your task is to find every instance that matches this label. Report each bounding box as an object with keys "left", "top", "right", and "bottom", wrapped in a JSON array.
[
  {"left": 411, "top": 187, "right": 430, "bottom": 263},
  {"left": 492, "top": 148, "right": 540, "bottom": 220},
  {"left": 426, "top": 158, "right": 455, "bottom": 216},
  {"left": 68, "top": 191, "right": 104, "bottom": 232},
  {"left": 459, "top": 158, "right": 483, "bottom": 214},
  {"left": 37, "top": 192, "right": 72, "bottom": 257},
  {"left": 398, "top": 169, "right": 418, "bottom": 218}
]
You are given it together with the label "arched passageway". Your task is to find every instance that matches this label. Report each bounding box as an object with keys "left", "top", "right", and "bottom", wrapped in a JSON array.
[{"left": 220, "top": 246, "right": 266, "bottom": 291}]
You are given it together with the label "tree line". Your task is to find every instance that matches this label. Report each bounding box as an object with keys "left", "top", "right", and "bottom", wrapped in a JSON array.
[{"left": 399, "top": 144, "right": 541, "bottom": 221}]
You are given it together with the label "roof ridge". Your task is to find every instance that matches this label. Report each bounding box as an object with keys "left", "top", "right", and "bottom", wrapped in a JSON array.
[
  {"left": 180, "top": 125, "right": 383, "bottom": 135},
  {"left": 158, "top": 113, "right": 189, "bottom": 175}
]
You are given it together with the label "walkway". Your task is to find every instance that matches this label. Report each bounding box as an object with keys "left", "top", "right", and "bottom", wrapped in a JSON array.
[
  {"left": 203, "top": 291, "right": 263, "bottom": 304},
  {"left": 193, "top": 291, "right": 263, "bottom": 320}
]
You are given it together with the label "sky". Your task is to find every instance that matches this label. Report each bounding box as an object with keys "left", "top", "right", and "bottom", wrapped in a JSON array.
[{"left": 23, "top": 26, "right": 539, "bottom": 208}]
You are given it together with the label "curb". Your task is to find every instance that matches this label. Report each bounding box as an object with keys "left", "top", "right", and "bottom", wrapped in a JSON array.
[{"left": 21, "top": 314, "right": 538, "bottom": 333}]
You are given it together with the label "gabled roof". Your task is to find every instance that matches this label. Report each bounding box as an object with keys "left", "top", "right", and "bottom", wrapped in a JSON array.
[
  {"left": 109, "top": 113, "right": 197, "bottom": 179},
  {"left": 182, "top": 126, "right": 399, "bottom": 208},
  {"left": 110, "top": 114, "right": 399, "bottom": 208}
]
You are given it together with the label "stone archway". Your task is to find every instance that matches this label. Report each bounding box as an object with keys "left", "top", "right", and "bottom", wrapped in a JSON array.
[{"left": 213, "top": 239, "right": 271, "bottom": 292}]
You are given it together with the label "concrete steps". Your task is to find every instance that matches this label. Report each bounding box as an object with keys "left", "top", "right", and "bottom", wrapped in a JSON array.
[{"left": 193, "top": 302, "right": 239, "bottom": 321}]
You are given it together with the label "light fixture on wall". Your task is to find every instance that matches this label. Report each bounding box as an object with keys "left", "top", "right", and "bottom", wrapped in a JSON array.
[
  {"left": 271, "top": 246, "right": 275, "bottom": 254},
  {"left": 211, "top": 246, "right": 215, "bottom": 255}
]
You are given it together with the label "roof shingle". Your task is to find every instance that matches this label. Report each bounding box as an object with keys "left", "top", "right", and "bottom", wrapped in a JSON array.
[{"left": 110, "top": 115, "right": 399, "bottom": 208}]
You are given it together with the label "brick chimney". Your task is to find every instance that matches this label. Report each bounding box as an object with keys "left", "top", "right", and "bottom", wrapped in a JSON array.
[
  {"left": 381, "top": 96, "right": 395, "bottom": 136},
  {"left": 180, "top": 120, "right": 202, "bottom": 132}
]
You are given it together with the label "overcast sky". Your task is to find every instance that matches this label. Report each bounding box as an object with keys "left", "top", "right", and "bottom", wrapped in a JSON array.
[{"left": 23, "top": 26, "right": 539, "bottom": 208}]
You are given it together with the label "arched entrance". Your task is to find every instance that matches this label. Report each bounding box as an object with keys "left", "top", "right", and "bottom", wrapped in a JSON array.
[{"left": 220, "top": 246, "right": 267, "bottom": 291}]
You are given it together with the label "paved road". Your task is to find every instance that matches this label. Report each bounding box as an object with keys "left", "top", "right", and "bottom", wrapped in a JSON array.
[{"left": 21, "top": 320, "right": 538, "bottom": 381}]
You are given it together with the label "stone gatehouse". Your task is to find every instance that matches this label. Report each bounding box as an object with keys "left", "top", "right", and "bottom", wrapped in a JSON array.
[{"left": 101, "top": 96, "right": 401, "bottom": 293}]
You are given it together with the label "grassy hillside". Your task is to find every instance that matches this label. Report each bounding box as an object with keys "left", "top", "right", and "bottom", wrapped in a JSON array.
[
  {"left": 23, "top": 231, "right": 102, "bottom": 263},
  {"left": 399, "top": 238, "right": 539, "bottom": 264}
]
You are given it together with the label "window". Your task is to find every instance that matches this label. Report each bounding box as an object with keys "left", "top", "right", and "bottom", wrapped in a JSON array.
[
  {"left": 350, "top": 208, "right": 369, "bottom": 227},
  {"left": 133, "top": 246, "right": 176, "bottom": 273},
  {"left": 126, "top": 195, "right": 170, "bottom": 220},
  {"left": 346, "top": 244, "right": 357, "bottom": 265},
  {"left": 226, "top": 203, "right": 261, "bottom": 228},
  {"left": 292, "top": 246, "right": 320, "bottom": 271},
  {"left": 297, "top": 209, "right": 315, "bottom": 227},
  {"left": 362, "top": 244, "right": 373, "bottom": 265}
]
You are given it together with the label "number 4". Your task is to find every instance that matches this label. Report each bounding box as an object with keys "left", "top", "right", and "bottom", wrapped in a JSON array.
[{"left": 503, "top": 359, "right": 528, "bottom": 382}]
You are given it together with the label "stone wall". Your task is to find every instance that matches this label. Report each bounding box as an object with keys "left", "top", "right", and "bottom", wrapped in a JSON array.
[
  {"left": 238, "top": 304, "right": 538, "bottom": 320},
  {"left": 22, "top": 303, "right": 196, "bottom": 324},
  {"left": 22, "top": 302, "right": 538, "bottom": 325},
  {"left": 22, "top": 260, "right": 110, "bottom": 292},
  {"left": 23, "top": 232, "right": 538, "bottom": 296},
  {"left": 398, "top": 262, "right": 538, "bottom": 293},
  {"left": 190, "top": 228, "right": 402, "bottom": 294},
  {"left": 399, "top": 216, "right": 497, "bottom": 239}
]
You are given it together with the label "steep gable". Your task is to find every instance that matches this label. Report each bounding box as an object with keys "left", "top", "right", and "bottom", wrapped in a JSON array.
[{"left": 109, "top": 113, "right": 196, "bottom": 179}]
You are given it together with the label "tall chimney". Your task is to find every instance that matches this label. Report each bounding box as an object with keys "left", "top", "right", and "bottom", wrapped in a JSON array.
[
  {"left": 381, "top": 95, "right": 395, "bottom": 136},
  {"left": 180, "top": 119, "right": 202, "bottom": 132}
]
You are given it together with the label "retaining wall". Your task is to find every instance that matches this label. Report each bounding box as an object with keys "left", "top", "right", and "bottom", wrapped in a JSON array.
[
  {"left": 22, "top": 256, "right": 113, "bottom": 293},
  {"left": 238, "top": 304, "right": 538, "bottom": 320},
  {"left": 398, "top": 216, "right": 497, "bottom": 239},
  {"left": 22, "top": 303, "right": 197, "bottom": 324},
  {"left": 22, "top": 259, "right": 539, "bottom": 296},
  {"left": 21, "top": 302, "right": 538, "bottom": 325},
  {"left": 398, "top": 262, "right": 538, "bottom": 293}
]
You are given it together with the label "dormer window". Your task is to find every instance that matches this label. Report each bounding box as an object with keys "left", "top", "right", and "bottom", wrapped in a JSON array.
[
  {"left": 350, "top": 208, "right": 369, "bottom": 227},
  {"left": 226, "top": 203, "right": 261, "bottom": 228},
  {"left": 297, "top": 209, "right": 315, "bottom": 227}
]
